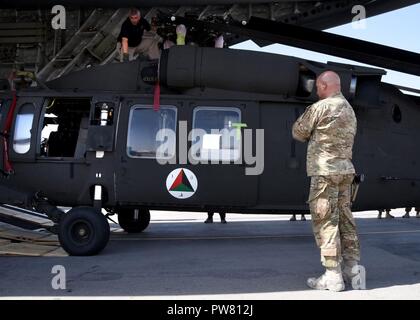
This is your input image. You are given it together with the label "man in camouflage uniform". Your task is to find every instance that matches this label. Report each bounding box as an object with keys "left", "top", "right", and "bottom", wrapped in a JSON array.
[{"left": 292, "top": 71, "right": 361, "bottom": 292}]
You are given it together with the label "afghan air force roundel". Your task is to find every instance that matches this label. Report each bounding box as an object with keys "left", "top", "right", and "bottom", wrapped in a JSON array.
[{"left": 166, "top": 168, "right": 198, "bottom": 199}]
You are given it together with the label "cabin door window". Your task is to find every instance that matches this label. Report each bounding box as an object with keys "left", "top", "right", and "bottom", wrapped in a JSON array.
[
  {"left": 13, "top": 103, "right": 35, "bottom": 154},
  {"left": 127, "top": 105, "right": 177, "bottom": 159},
  {"left": 192, "top": 107, "right": 241, "bottom": 162}
]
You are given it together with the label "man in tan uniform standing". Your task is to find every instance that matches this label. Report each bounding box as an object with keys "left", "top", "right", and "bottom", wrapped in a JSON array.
[{"left": 292, "top": 71, "right": 361, "bottom": 292}]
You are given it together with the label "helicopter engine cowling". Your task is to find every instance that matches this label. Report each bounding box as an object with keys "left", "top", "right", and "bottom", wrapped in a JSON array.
[{"left": 159, "top": 46, "right": 300, "bottom": 96}]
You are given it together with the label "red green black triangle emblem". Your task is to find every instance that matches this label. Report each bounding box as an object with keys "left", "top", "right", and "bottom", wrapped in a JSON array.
[{"left": 170, "top": 169, "right": 194, "bottom": 192}]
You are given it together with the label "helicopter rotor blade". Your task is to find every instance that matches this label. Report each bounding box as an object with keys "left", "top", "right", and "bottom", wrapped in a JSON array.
[{"left": 167, "top": 15, "right": 420, "bottom": 77}]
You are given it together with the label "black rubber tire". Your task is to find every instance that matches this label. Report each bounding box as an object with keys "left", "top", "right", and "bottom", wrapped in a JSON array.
[
  {"left": 118, "top": 208, "right": 150, "bottom": 233},
  {"left": 58, "top": 207, "right": 110, "bottom": 256}
]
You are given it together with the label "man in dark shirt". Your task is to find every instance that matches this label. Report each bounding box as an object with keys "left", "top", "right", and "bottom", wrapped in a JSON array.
[{"left": 117, "top": 8, "right": 151, "bottom": 62}]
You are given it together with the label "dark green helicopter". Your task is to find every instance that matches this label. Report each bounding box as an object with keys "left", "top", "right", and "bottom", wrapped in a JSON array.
[{"left": 1, "top": 2, "right": 420, "bottom": 256}]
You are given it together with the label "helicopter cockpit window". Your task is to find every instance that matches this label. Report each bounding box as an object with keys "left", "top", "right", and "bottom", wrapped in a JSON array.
[
  {"left": 39, "top": 98, "right": 91, "bottom": 158},
  {"left": 127, "top": 105, "right": 177, "bottom": 159},
  {"left": 13, "top": 103, "right": 35, "bottom": 154},
  {"left": 192, "top": 107, "right": 241, "bottom": 162}
]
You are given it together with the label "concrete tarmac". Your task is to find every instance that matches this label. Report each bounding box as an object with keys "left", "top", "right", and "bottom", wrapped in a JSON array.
[{"left": 0, "top": 209, "right": 420, "bottom": 299}]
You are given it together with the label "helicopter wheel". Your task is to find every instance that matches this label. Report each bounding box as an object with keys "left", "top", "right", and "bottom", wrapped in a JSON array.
[
  {"left": 118, "top": 208, "right": 151, "bottom": 233},
  {"left": 58, "top": 207, "right": 110, "bottom": 256}
]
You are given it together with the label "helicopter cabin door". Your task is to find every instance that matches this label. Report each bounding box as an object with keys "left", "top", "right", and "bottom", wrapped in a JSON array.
[
  {"left": 7, "top": 96, "right": 97, "bottom": 206},
  {"left": 116, "top": 97, "right": 258, "bottom": 210}
]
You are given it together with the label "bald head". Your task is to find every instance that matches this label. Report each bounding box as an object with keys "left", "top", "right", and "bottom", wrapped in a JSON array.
[{"left": 316, "top": 71, "right": 342, "bottom": 99}]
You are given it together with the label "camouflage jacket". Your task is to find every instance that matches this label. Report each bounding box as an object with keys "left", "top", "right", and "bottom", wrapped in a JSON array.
[{"left": 292, "top": 92, "right": 357, "bottom": 177}]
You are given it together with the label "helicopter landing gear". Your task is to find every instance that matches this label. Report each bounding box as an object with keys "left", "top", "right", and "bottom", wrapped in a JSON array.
[
  {"left": 118, "top": 208, "right": 151, "bottom": 233},
  {"left": 58, "top": 206, "right": 110, "bottom": 256}
]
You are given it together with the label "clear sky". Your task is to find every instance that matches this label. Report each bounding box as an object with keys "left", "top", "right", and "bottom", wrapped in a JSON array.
[{"left": 231, "top": 3, "right": 420, "bottom": 91}]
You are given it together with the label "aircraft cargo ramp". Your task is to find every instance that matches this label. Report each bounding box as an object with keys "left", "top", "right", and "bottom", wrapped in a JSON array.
[
  {"left": 0, "top": 205, "right": 67, "bottom": 256},
  {"left": 0, "top": 223, "right": 68, "bottom": 257}
]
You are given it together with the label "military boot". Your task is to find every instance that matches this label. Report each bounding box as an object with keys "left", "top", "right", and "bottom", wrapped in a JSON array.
[{"left": 307, "top": 265, "right": 345, "bottom": 292}]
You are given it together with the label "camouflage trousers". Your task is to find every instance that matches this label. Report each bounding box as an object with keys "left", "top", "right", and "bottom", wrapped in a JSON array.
[{"left": 308, "top": 174, "right": 361, "bottom": 268}]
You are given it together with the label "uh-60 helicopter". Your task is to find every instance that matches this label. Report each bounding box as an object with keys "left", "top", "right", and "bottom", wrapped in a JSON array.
[{"left": 1, "top": 3, "right": 420, "bottom": 256}]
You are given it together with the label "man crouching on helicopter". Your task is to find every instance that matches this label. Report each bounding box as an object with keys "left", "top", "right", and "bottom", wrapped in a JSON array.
[{"left": 292, "top": 71, "right": 362, "bottom": 292}]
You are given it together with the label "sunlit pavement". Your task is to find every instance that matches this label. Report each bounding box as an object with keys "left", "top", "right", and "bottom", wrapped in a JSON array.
[{"left": 1, "top": 208, "right": 420, "bottom": 299}]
